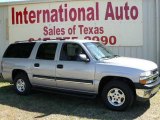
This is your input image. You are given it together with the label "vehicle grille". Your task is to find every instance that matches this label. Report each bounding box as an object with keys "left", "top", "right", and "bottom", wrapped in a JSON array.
[
  {"left": 149, "top": 69, "right": 159, "bottom": 84},
  {"left": 152, "top": 69, "right": 159, "bottom": 75}
]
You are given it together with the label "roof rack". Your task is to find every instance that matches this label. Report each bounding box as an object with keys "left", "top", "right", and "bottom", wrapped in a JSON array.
[
  {"left": 14, "top": 38, "right": 66, "bottom": 43},
  {"left": 14, "top": 40, "right": 32, "bottom": 43}
]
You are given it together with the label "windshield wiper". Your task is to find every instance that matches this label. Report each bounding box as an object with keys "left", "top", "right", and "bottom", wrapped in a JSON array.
[
  {"left": 100, "top": 55, "right": 119, "bottom": 60},
  {"left": 113, "top": 55, "right": 119, "bottom": 58},
  {"left": 100, "top": 56, "right": 111, "bottom": 59}
]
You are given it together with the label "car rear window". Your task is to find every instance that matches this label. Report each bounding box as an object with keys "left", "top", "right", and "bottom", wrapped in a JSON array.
[{"left": 3, "top": 43, "right": 35, "bottom": 58}]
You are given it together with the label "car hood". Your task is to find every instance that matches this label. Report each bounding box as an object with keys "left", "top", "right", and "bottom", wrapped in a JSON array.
[{"left": 101, "top": 57, "right": 157, "bottom": 71}]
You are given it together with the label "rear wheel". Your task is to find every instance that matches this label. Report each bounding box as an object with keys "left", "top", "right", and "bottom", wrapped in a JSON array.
[
  {"left": 101, "top": 80, "right": 134, "bottom": 111},
  {"left": 13, "top": 73, "right": 31, "bottom": 95}
]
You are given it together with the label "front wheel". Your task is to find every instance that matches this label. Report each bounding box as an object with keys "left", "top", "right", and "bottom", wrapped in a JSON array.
[{"left": 101, "top": 80, "right": 135, "bottom": 111}]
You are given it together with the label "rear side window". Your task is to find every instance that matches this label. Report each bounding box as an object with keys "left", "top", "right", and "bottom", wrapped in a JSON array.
[
  {"left": 3, "top": 43, "right": 35, "bottom": 58},
  {"left": 36, "top": 43, "right": 57, "bottom": 60}
]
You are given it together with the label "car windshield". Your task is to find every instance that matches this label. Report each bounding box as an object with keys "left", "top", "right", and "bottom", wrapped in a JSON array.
[{"left": 84, "top": 42, "right": 117, "bottom": 60}]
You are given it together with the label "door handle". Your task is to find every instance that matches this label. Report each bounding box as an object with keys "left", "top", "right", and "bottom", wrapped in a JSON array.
[
  {"left": 57, "top": 64, "right": 63, "bottom": 69},
  {"left": 34, "top": 63, "right": 40, "bottom": 67}
]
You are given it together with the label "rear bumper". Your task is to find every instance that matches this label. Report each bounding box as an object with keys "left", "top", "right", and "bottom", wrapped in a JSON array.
[{"left": 136, "top": 78, "right": 160, "bottom": 101}]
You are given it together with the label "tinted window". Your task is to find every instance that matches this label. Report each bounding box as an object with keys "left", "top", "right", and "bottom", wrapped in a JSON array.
[
  {"left": 36, "top": 43, "right": 57, "bottom": 60},
  {"left": 3, "top": 43, "right": 35, "bottom": 58}
]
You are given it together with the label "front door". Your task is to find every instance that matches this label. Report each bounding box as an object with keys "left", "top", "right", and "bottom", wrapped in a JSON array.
[{"left": 56, "top": 43, "right": 95, "bottom": 92}]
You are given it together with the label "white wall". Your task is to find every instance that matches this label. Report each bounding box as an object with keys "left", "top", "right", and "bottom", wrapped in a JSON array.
[{"left": 0, "top": 6, "right": 9, "bottom": 60}]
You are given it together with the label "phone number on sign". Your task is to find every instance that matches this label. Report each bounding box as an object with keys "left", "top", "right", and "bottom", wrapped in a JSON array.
[{"left": 29, "top": 35, "right": 117, "bottom": 45}]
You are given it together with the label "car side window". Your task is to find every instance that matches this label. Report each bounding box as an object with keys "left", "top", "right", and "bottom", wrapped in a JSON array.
[
  {"left": 3, "top": 43, "right": 35, "bottom": 58},
  {"left": 36, "top": 43, "right": 57, "bottom": 60},
  {"left": 60, "top": 43, "right": 87, "bottom": 61}
]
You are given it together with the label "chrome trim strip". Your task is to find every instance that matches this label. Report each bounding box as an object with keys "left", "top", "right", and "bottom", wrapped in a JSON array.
[{"left": 33, "top": 75, "right": 93, "bottom": 84}]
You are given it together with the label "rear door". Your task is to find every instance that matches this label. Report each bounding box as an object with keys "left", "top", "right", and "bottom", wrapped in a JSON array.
[{"left": 31, "top": 43, "right": 58, "bottom": 87}]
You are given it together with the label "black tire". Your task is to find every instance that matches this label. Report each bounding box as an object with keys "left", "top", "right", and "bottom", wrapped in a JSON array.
[
  {"left": 101, "top": 80, "right": 134, "bottom": 111},
  {"left": 13, "top": 73, "right": 31, "bottom": 95}
]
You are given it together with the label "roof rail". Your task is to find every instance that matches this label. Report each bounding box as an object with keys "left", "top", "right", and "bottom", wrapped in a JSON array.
[
  {"left": 14, "top": 38, "right": 66, "bottom": 43},
  {"left": 14, "top": 40, "right": 32, "bottom": 43}
]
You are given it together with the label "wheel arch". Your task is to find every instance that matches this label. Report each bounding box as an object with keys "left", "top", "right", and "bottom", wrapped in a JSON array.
[
  {"left": 98, "top": 76, "right": 136, "bottom": 96},
  {"left": 12, "top": 69, "right": 29, "bottom": 81}
]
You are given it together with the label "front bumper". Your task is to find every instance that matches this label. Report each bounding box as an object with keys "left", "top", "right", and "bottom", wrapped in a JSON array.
[{"left": 136, "top": 78, "right": 160, "bottom": 101}]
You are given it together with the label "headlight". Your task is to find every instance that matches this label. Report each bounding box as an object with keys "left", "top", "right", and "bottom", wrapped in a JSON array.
[
  {"left": 140, "top": 71, "right": 152, "bottom": 78},
  {"left": 139, "top": 71, "right": 152, "bottom": 85}
]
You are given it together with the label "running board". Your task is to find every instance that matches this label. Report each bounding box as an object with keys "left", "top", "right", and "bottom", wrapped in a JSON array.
[{"left": 33, "top": 86, "right": 97, "bottom": 99}]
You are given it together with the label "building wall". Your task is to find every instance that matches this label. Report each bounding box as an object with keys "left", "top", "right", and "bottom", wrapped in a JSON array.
[
  {"left": 0, "top": 0, "right": 159, "bottom": 68},
  {"left": 158, "top": 0, "right": 160, "bottom": 67},
  {"left": 0, "top": 6, "right": 9, "bottom": 61},
  {"left": 108, "top": 0, "right": 160, "bottom": 68}
]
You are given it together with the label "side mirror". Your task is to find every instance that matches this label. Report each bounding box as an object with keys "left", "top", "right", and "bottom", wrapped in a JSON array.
[{"left": 79, "top": 54, "right": 90, "bottom": 62}]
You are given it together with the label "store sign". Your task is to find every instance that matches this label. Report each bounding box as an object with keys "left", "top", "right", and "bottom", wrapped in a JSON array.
[{"left": 8, "top": 0, "right": 143, "bottom": 46}]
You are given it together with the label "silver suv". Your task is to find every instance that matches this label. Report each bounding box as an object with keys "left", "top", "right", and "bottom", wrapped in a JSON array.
[{"left": 1, "top": 40, "right": 160, "bottom": 111}]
